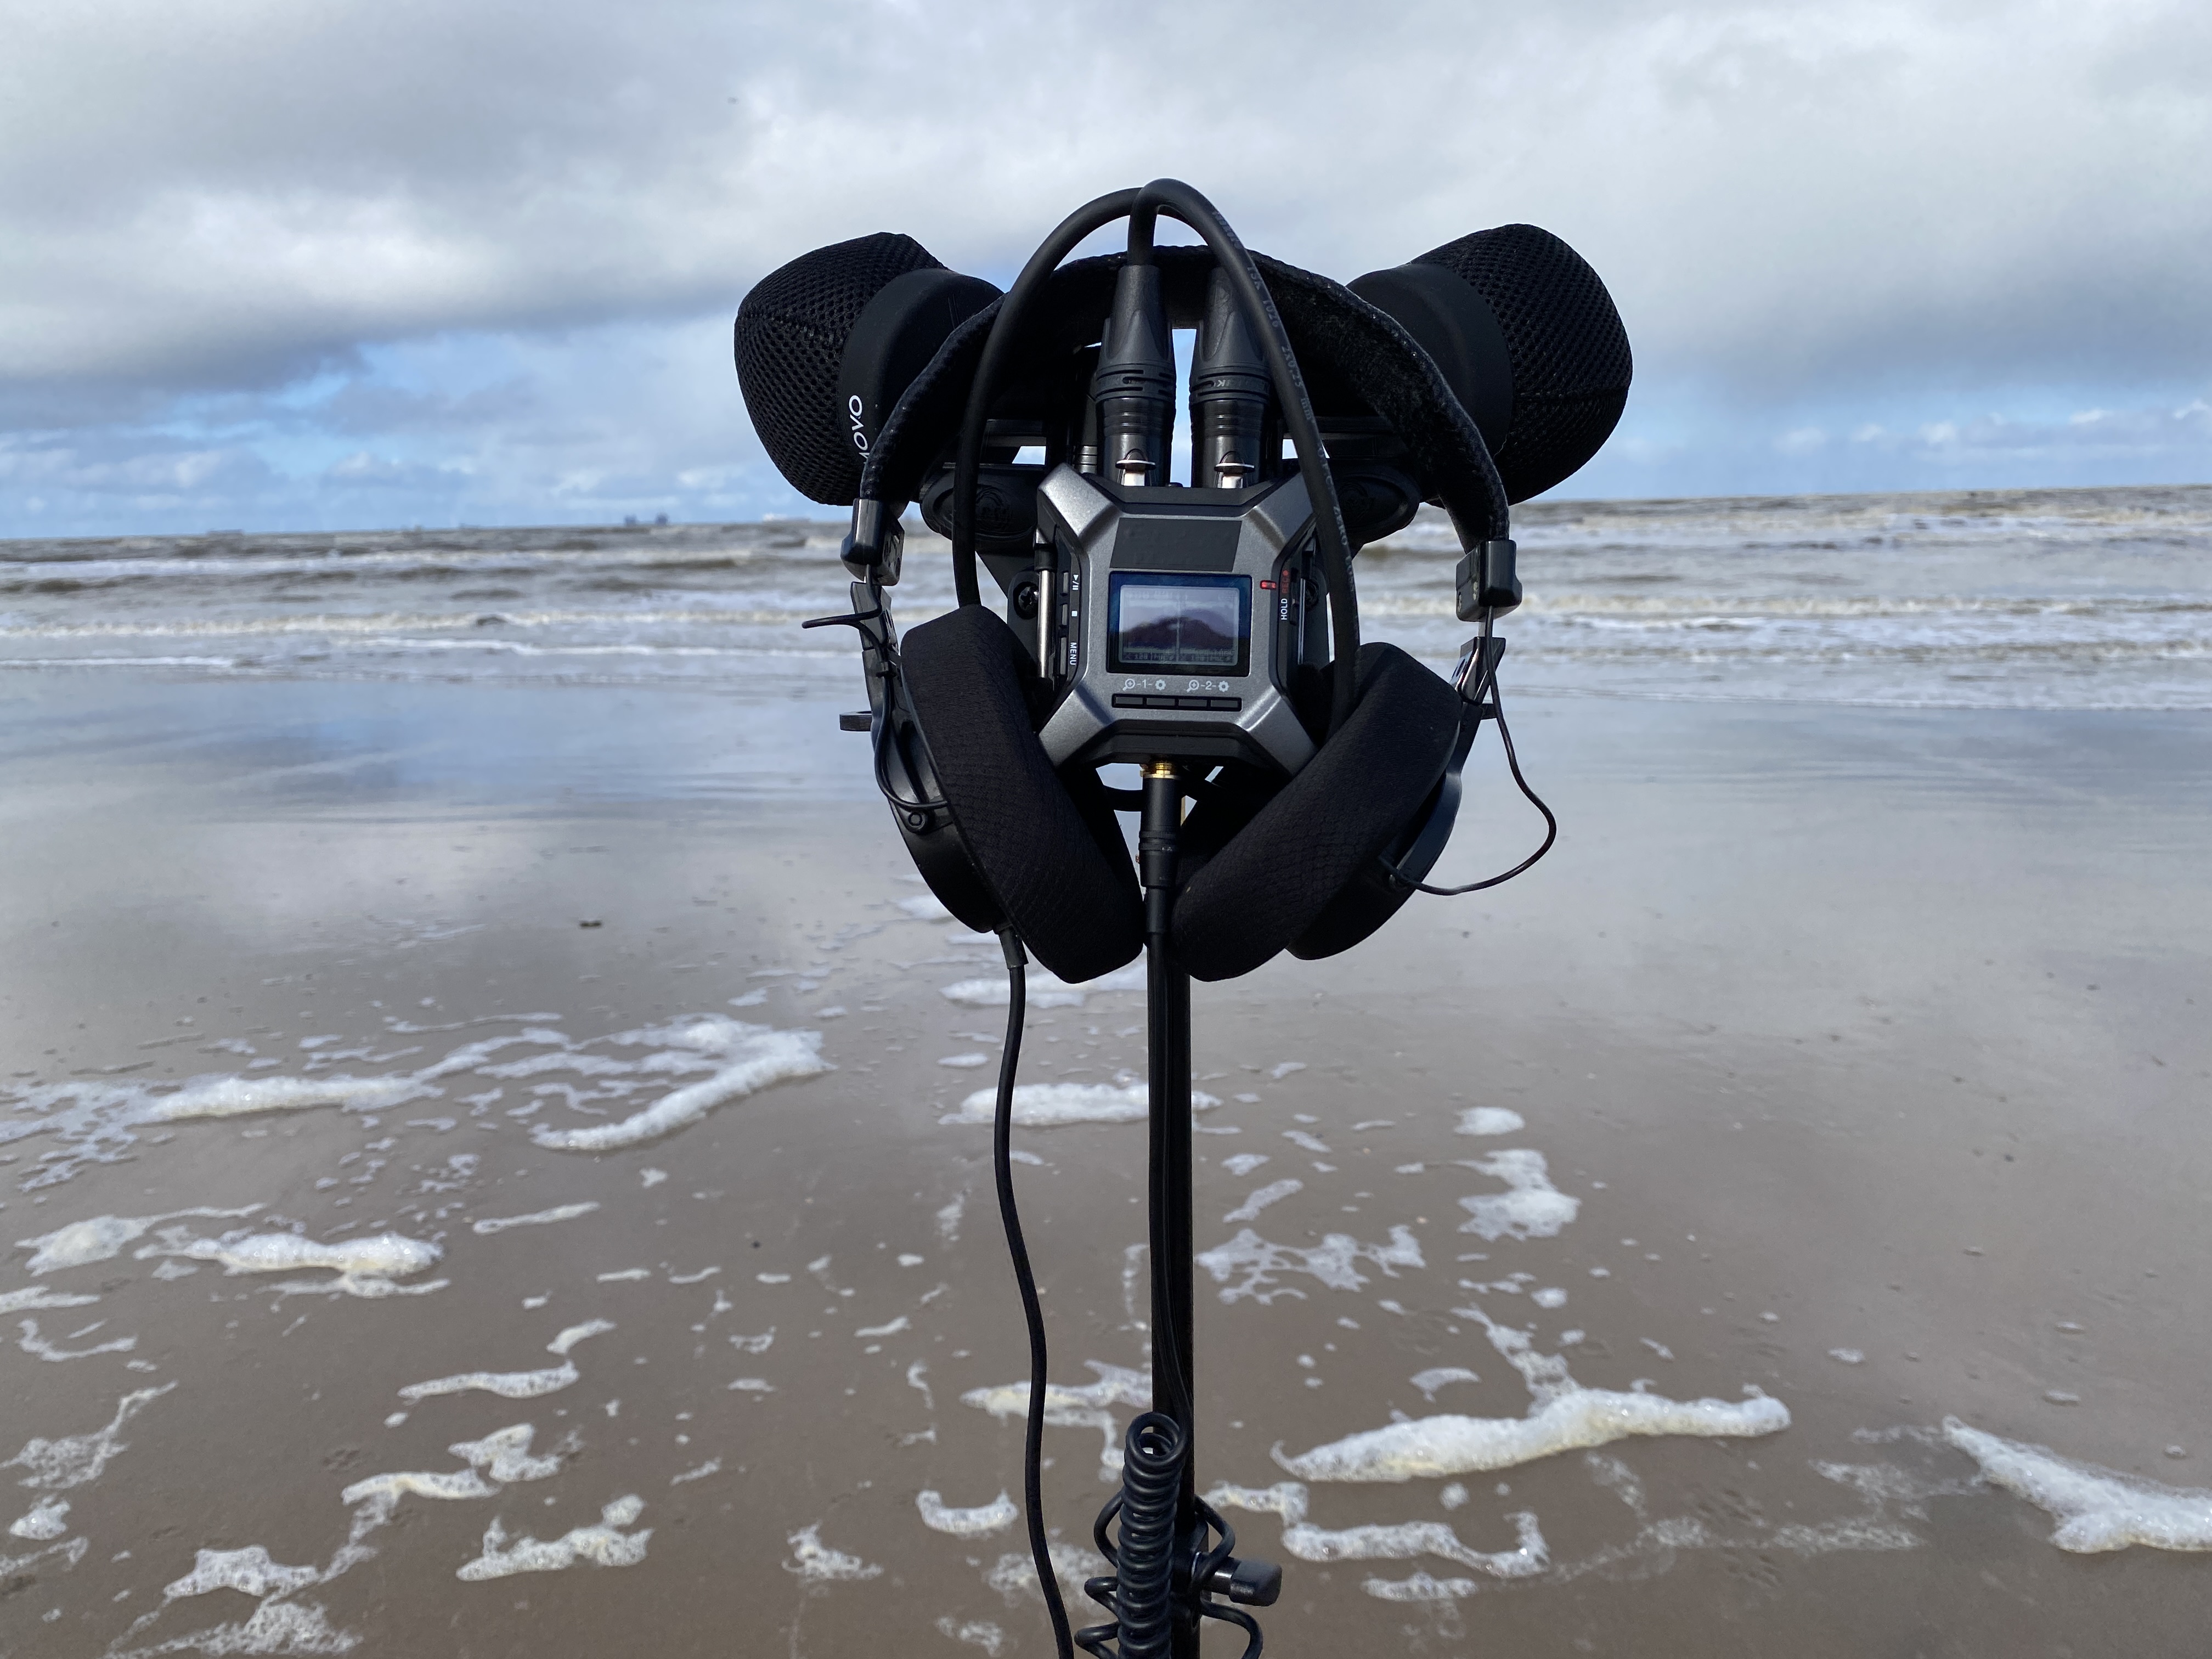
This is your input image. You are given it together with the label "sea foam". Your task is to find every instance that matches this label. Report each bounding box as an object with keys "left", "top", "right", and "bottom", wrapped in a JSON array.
[
  {"left": 1943, "top": 1418, "right": 2212, "bottom": 1553},
  {"left": 3, "top": 1012, "right": 831, "bottom": 1187},
  {"left": 1205, "top": 1480, "right": 1548, "bottom": 1578},
  {"left": 1196, "top": 1226, "right": 1423, "bottom": 1304},
  {"left": 943, "top": 1082, "right": 1221, "bottom": 1128},
  {"left": 526, "top": 1020, "right": 828, "bottom": 1152},
  {"left": 917, "top": 1490, "right": 1017, "bottom": 1537},
  {"left": 1455, "top": 1149, "right": 1580, "bottom": 1240},
  {"left": 458, "top": 1496, "right": 651, "bottom": 1579},
  {"left": 939, "top": 964, "right": 1147, "bottom": 1009},
  {"left": 1278, "top": 1388, "right": 1791, "bottom": 1482}
]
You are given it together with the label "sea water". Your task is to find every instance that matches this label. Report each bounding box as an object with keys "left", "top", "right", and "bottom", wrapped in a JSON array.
[
  {"left": 5, "top": 488, "right": 2210, "bottom": 1649},
  {"left": 4, "top": 484, "right": 2207, "bottom": 709}
]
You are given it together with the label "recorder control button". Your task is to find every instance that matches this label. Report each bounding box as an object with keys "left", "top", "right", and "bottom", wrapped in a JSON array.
[{"left": 1111, "top": 693, "right": 1243, "bottom": 712}]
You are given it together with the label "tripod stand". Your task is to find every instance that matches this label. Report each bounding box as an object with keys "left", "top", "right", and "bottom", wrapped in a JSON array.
[{"left": 1068, "top": 763, "right": 1280, "bottom": 1659}]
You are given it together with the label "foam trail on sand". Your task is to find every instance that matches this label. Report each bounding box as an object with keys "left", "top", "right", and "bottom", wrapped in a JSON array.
[
  {"left": 3, "top": 1383, "right": 174, "bottom": 1489},
  {"left": 1943, "top": 1418, "right": 2212, "bottom": 1552},
  {"left": 1279, "top": 1307, "right": 1786, "bottom": 1480},
  {"left": 1456, "top": 1108, "right": 1526, "bottom": 1137},
  {"left": 342, "top": 1467, "right": 498, "bottom": 1504},
  {"left": 1456, "top": 1149, "right": 1581, "bottom": 1240},
  {"left": 4, "top": 1013, "right": 831, "bottom": 1188},
  {"left": 122, "top": 1595, "right": 358, "bottom": 1657},
  {"left": 4, "top": 1075, "right": 431, "bottom": 1191},
  {"left": 1410, "top": 1368, "right": 1481, "bottom": 1401},
  {"left": 936, "top": 1617, "right": 1007, "bottom": 1655},
  {"left": 528, "top": 1021, "right": 827, "bottom": 1151},
  {"left": 8, "top": 1496, "right": 70, "bottom": 1541},
  {"left": 1224, "top": 1179, "right": 1304, "bottom": 1223},
  {"left": 0, "top": 1286, "right": 100, "bottom": 1314},
  {"left": 917, "top": 1490, "right": 1018, "bottom": 1536},
  {"left": 343, "top": 1425, "right": 567, "bottom": 1508},
  {"left": 1197, "top": 1227, "right": 1423, "bottom": 1304},
  {"left": 939, "top": 964, "right": 1147, "bottom": 1009},
  {"left": 401, "top": 1364, "right": 579, "bottom": 1403},
  {"left": 1205, "top": 1480, "right": 1547, "bottom": 1578},
  {"left": 471, "top": 1203, "right": 600, "bottom": 1235},
  {"left": 1280, "top": 1389, "right": 1791, "bottom": 1482},
  {"left": 943, "top": 1084, "right": 1221, "bottom": 1128},
  {"left": 18, "top": 1206, "right": 261, "bottom": 1273},
  {"left": 785, "top": 1522, "right": 883, "bottom": 1582},
  {"left": 451, "top": 1425, "right": 567, "bottom": 1482},
  {"left": 984, "top": 1541, "right": 1109, "bottom": 1606},
  {"left": 399, "top": 1322, "right": 612, "bottom": 1401},
  {"left": 17, "top": 1317, "right": 137, "bottom": 1361},
  {"left": 457, "top": 1495, "right": 651, "bottom": 1579},
  {"left": 148, "top": 1076, "right": 425, "bottom": 1121},
  {"left": 162, "top": 1546, "right": 321, "bottom": 1602},
  {"left": 964, "top": 1362, "right": 1151, "bottom": 1474},
  {"left": 136, "top": 1228, "right": 439, "bottom": 1284}
]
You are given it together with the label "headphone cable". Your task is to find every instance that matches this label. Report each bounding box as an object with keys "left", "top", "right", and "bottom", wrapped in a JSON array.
[
  {"left": 1415, "top": 680, "right": 1559, "bottom": 896},
  {"left": 990, "top": 926, "right": 1075, "bottom": 1659}
]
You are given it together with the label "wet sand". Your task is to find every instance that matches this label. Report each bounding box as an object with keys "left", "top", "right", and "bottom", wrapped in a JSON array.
[{"left": 4, "top": 670, "right": 2210, "bottom": 1657}]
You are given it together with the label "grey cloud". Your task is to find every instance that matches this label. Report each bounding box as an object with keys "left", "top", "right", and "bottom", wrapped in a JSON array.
[
  {"left": 1578, "top": 391, "right": 2212, "bottom": 499},
  {"left": 1, "top": 315, "right": 777, "bottom": 533},
  {"left": 1, "top": 0, "right": 2207, "bottom": 533},
  {"left": 5, "top": 0, "right": 2207, "bottom": 394}
]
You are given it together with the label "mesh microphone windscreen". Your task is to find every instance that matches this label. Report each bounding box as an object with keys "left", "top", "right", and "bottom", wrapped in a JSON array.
[
  {"left": 735, "top": 232, "right": 943, "bottom": 505},
  {"left": 1414, "top": 225, "right": 1632, "bottom": 503}
]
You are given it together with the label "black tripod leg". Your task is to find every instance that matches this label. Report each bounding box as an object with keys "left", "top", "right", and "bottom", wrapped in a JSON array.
[
  {"left": 1137, "top": 763, "right": 1202, "bottom": 1659},
  {"left": 1108, "top": 763, "right": 1275, "bottom": 1657}
]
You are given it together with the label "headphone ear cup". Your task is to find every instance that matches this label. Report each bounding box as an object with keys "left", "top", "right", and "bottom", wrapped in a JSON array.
[
  {"left": 901, "top": 606, "right": 1144, "bottom": 983},
  {"left": 1285, "top": 707, "right": 1471, "bottom": 961},
  {"left": 894, "top": 805, "right": 1006, "bottom": 936},
  {"left": 1172, "top": 644, "right": 1463, "bottom": 982}
]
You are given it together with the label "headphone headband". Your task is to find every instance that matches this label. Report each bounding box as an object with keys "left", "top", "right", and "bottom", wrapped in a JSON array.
[{"left": 854, "top": 246, "right": 1510, "bottom": 551}]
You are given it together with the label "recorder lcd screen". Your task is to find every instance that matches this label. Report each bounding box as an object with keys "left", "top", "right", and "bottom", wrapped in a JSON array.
[{"left": 1107, "top": 573, "right": 1250, "bottom": 675}]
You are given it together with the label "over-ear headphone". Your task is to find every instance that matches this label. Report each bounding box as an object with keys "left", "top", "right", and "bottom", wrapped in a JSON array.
[{"left": 736, "top": 185, "right": 1629, "bottom": 986}]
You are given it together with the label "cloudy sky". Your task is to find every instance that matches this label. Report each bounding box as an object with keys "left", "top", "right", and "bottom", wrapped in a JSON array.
[{"left": 2, "top": 0, "right": 2206, "bottom": 536}]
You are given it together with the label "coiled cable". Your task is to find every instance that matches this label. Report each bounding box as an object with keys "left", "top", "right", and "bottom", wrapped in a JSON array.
[
  {"left": 1110, "top": 1413, "right": 1188, "bottom": 1659},
  {"left": 1079, "top": 1444, "right": 1263, "bottom": 1659}
]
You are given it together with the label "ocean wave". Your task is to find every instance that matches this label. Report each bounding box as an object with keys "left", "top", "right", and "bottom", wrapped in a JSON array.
[
  {"left": 4, "top": 488, "right": 2205, "bottom": 707},
  {"left": 1359, "top": 593, "right": 2212, "bottom": 621},
  {"left": 0, "top": 605, "right": 838, "bottom": 640},
  {"left": 0, "top": 538, "right": 845, "bottom": 589}
]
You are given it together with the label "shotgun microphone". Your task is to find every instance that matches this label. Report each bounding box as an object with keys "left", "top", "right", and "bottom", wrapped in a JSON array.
[
  {"left": 733, "top": 233, "right": 998, "bottom": 506},
  {"left": 736, "top": 220, "right": 1629, "bottom": 511},
  {"left": 1352, "top": 223, "right": 1631, "bottom": 503}
]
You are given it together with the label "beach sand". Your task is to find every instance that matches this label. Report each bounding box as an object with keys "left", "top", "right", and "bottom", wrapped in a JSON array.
[{"left": 4, "top": 668, "right": 2209, "bottom": 1656}]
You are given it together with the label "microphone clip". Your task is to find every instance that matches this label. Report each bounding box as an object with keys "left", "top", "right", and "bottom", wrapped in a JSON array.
[
  {"left": 1452, "top": 632, "right": 1506, "bottom": 712},
  {"left": 1454, "top": 537, "right": 1519, "bottom": 621},
  {"left": 841, "top": 498, "right": 905, "bottom": 584}
]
